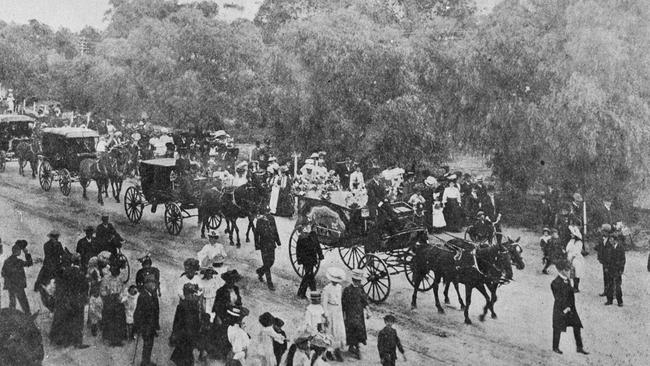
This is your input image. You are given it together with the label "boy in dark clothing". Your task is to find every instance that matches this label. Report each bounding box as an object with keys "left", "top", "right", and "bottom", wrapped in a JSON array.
[
  {"left": 377, "top": 314, "right": 406, "bottom": 366},
  {"left": 296, "top": 223, "right": 324, "bottom": 298},
  {"left": 1, "top": 240, "right": 33, "bottom": 314},
  {"left": 272, "top": 317, "right": 288, "bottom": 366}
]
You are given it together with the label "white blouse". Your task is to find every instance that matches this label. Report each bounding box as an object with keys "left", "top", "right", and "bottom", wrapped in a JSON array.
[{"left": 228, "top": 325, "right": 250, "bottom": 361}]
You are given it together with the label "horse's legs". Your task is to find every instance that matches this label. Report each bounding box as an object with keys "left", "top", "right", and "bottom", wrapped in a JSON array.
[
  {"left": 410, "top": 269, "right": 422, "bottom": 310},
  {"left": 464, "top": 285, "right": 473, "bottom": 324},
  {"left": 453, "top": 281, "right": 465, "bottom": 310},
  {"left": 477, "top": 284, "right": 493, "bottom": 322},
  {"left": 80, "top": 179, "right": 88, "bottom": 199},
  {"left": 97, "top": 179, "right": 105, "bottom": 205},
  {"left": 233, "top": 219, "right": 241, "bottom": 247},
  {"left": 488, "top": 283, "right": 498, "bottom": 318},
  {"left": 245, "top": 215, "right": 255, "bottom": 243},
  {"left": 432, "top": 273, "right": 445, "bottom": 313},
  {"left": 443, "top": 281, "right": 451, "bottom": 304},
  {"left": 31, "top": 159, "right": 37, "bottom": 178},
  {"left": 227, "top": 219, "right": 235, "bottom": 246},
  {"left": 18, "top": 159, "right": 24, "bottom": 176}
]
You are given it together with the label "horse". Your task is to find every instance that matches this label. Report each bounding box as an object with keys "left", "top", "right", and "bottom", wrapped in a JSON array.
[
  {"left": 104, "top": 146, "right": 131, "bottom": 203},
  {"left": 0, "top": 308, "right": 44, "bottom": 366},
  {"left": 216, "top": 173, "right": 269, "bottom": 247},
  {"left": 79, "top": 154, "right": 113, "bottom": 205},
  {"left": 198, "top": 185, "right": 224, "bottom": 239},
  {"left": 410, "top": 237, "right": 524, "bottom": 324},
  {"left": 14, "top": 140, "right": 39, "bottom": 178}
]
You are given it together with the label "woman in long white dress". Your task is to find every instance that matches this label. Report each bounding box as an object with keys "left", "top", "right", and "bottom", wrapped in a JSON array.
[
  {"left": 321, "top": 267, "right": 346, "bottom": 362},
  {"left": 566, "top": 225, "right": 586, "bottom": 292}
]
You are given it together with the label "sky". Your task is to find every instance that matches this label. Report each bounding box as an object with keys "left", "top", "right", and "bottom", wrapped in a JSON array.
[{"left": 0, "top": 0, "right": 111, "bottom": 31}]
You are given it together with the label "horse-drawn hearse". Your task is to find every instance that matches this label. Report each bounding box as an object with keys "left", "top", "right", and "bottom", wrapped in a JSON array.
[
  {"left": 38, "top": 127, "right": 99, "bottom": 196},
  {"left": 123, "top": 158, "right": 223, "bottom": 235},
  {"left": 0, "top": 114, "right": 35, "bottom": 170},
  {"left": 288, "top": 196, "right": 433, "bottom": 303}
]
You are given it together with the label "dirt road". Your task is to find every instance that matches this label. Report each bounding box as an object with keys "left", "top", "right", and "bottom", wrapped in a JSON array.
[{"left": 0, "top": 161, "right": 647, "bottom": 366}]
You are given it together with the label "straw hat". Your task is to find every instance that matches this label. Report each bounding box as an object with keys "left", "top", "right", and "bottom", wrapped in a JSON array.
[
  {"left": 326, "top": 267, "right": 346, "bottom": 282},
  {"left": 351, "top": 268, "right": 367, "bottom": 281},
  {"left": 572, "top": 193, "right": 583, "bottom": 202},
  {"left": 424, "top": 176, "right": 437, "bottom": 187},
  {"left": 309, "top": 290, "right": 322, "bottom": 304}
]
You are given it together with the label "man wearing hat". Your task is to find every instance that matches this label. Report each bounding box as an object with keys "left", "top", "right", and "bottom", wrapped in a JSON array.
[
  {"left": 551, "top": 260, "right": 589, "bottom": 355},
  {"left": 467, "top": 211, "right": 494, "bottom": 243},
  {"left": 34, "top": 230, "right": 67, "bottom": 292},
  {"left": 134, "top": 273, "right": 160, "bottom": 366},
  {"left": 336, "top": 157, "right": 354, "bottom": 191},
  {"left": 296, "top": 222, "right": 324, "bottom": 299},
  {"left": 76, "top": 226, "right": 97, "bottom": 273},
  {"left": 540, "top": 228, "right": 552, "bottom": 274},
  {"left": 197, "top": 230, "right": 228, "bottom": 268},
  {"left": 2, "top": 240, "right": 33, "bottom": 314},
  {"left": 602, "top": 231, "right": 626, "bottom": 306},
  {"left": 96, "top": 214, "right": 123, "bottom": 257},
  {"left": 480, "top": 185, "right": 503, "bottom": 243},
  {"left": 474, "top": 176, "right": 487, "bottom": 202},
  {"left": 595, "top": 224, "right": 612, "bottom": 296},
  {"left": 255, "top": 210, "right": 282, "bottom": 291},
  {"left": 136, "top": 254, "right": 161, "bottom": 296},
  {"left": 342, "top": 268, "right": 370, "bottom": 359},
  {"left": 377, "top": 314, "right": 406, "bottom": 366}
]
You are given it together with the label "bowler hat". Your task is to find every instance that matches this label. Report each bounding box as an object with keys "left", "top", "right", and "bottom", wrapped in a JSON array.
[
  {"left": 384, "top": 314, "right": 397, "bottom": 323},
  {"left": 84, "top": 226, "right": 94, "bottom": 233},
  {"left": 14, "top": 240, "right": 28, "bottom": 250},
  {"left": 221, "top": 269, "right": 243, "bottom": 283},
  {"left": 48, "top": 230, "right": 60, "bottom": 238}
]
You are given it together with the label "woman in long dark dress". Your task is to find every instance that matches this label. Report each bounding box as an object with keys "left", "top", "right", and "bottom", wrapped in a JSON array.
[
  {"left": 170, "top": 283, "right": 202, "bottom": 366},
  {"left": 50, "top": 255, "right": 89, "bottom": 348},
  {"left": 342, "top": 269, "right": 369, "bottom": 360},
  {"left": 442, "top": 177, "right": 463, "bottom": 232},
  {"left": 210, "top": 270, "right": 243, "bottom": 359},
  {"left": 100, "top": 262, "right": 127, "bottom": 346},
  {"left": 275, "top": 168, "right": 295, "bottom": 217}
]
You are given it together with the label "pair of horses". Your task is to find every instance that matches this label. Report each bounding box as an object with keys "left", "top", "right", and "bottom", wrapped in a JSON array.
[
  {"left": 410, "top": 237, "right": 525, "bottom": 324},
  {"left": 198, "top": 172, "right": 270, "bottom": 246},
  {"left": 79, "top": 146, "right": 131, "bottom": 205}
]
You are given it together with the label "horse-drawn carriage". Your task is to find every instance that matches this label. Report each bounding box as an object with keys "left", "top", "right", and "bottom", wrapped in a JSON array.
[
  {"left": 123, "top": 158, "right": 223, "bottom": 235},
  {"left": 288, "top": 196, "right": 434, "bottom": 303},
  {"left": 0, "top": 114, "right": 35, "bottom": 170},
  {"left": 38, "top": 127, "right": 99, "bottom": 196}
]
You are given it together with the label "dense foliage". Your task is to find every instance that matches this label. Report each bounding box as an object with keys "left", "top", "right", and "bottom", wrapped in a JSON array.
[{"left": 1, "top": 0, "right": 648, "bottom": 205}]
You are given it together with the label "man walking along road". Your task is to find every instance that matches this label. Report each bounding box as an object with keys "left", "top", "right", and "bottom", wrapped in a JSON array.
[
  {"left": 296, "top": 223, "right": 323, "bottom": 298},
  {"left": 1, "top": 240, "right": 32, "bottom": 314},
  {"left": 603, "top": 232, "right": 626, "bottom": 307},
  {"left": 255, "top": 210, "right": 281, "bottom": 291},
  {"left": 134, "top": 274, "right": 160, "bottom": 366},
  {"left": 551, "top": 260, "right": 589, "bottom": 355}
]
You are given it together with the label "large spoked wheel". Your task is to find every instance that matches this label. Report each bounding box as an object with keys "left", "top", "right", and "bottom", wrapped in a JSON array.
[
  {"left": 39, "top": 160, "right": 53, "bottom": 191},
  {"left": 59, "top": 169, "right": 72, "bottom": 196},
  {"left": 124, "top": 186, "right": 144, "bottom": 224},
  {"left": 403, "top": 250, "right": 435, "bottom": 292},
  {"left": 117, "top": 251, "right": 130, "bottom": 284},
  {"left": 164, "top": 203, "right": 183, "bottom": 235},
  {"left": 361, "top": 254, "right": 391, "bottom": 303},
  {"left": 207, "top": 214, "right": 222, "bottom": 230},
  {"left": 339, "top": 246, "right": 365, "bottom": 270},
  {"left": 289, "top": 229, "right": 321, "bottom": 277}
]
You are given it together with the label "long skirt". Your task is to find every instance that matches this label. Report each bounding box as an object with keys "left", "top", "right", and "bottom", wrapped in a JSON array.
[
  {"left": 269, "top": 186, "right": 280, "bottom": 214},
  {"left": 101, "top": 294, "right": 126, "bottom": 344},
  {"left": 325, "top": 305, "right": 346, "bottom": 350},
  {"left": 50, "top": 296, "right": 84, "bottom": 346},
  {"left": 171, "top": 339, "right": 195, "bottom": 366},
  {"left": 443, "top": 199, "right": 462, "bottom": 231},
  {"left": 88, "top": 295, "right": 103, "bottom": 325},
  {"left": 275, "top": 187, "right": 294, "bottom": 217},
  {"left": 210, "top": 322, "right": 231, "bottom": 359}
]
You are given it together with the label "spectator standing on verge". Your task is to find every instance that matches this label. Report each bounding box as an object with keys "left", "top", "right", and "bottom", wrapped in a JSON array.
[
  {"left": 255, "top": 209, "right": 282, "bottom": 291},
  {"left": 551, "top": 260, "right": 589, "bottom": 355},
  {"left": 342, "top": 268, "right": 370, "bottom": 360},
  {"left": 296, "top": 222, "right": 323, "bottom": 299},
  {"left": 1, "top": 240, "right": 33, "bottom": 314},
  {"left": 377, "top": 314, "right": 406, "bottom": 366},
  {"left": 134, "top": 274, "right": 160, "bottom": 366},
  {"left": 322, "top": 267, "right": 346, "bottom": 362}
]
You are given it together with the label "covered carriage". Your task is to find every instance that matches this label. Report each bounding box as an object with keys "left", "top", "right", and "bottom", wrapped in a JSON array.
[
  {"left": 123, "top": 158, "right": 223, "bottom": 235},
  {"left": 38, "top": 127, "right": 99, "bottom": 196},
  {"left": 288, "top": 196, "right": 434, "bottom": 303},
  {"left": 0, "top": 114, "right": 35, "bottom": 169}
]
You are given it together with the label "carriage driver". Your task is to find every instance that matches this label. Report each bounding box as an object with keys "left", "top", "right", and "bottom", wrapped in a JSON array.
[
  {"left": 366, "top": 169, "right": 399, "bottom": 237},
  {"left": 174, "top": 148, "right": 195, "bottom": 206},
  {"left": 96, "top": 214, "right": 124, "bottom": 257}
]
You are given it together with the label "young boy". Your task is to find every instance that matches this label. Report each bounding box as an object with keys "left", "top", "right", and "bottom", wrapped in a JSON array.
[
  {"left": 540, "top": 228, "right": 552, "bottom": 274},
  {"left": 121, "top": 285, "right": 139, "bottom": 340},
  {"left": 377, "top": 314, "right": 406, "bottom": 366},
  {"left": 1, "top": 240, "right": 33, "bottom": 314},
  {"left": 273, "top": 317, "right": 288, "bottom": 366}
]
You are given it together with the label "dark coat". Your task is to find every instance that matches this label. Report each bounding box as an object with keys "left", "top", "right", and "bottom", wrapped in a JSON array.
[
  {"left": 212, "top": 285, "right": 241, "bottom": 322},
  {"left": 377, "top": 326, "right": 404, "bottom": 362},
  {"left": 342, "top": 285, "right": 368, "bottom": 345},
  {"left": 133, "top": 288, "right": 160, "bottom": 337},
  {"left": 254, "top": 214, "right": 281, "bottom": 253},
  {"left": 76, "top": 237, "right": 97, "bottom": 270},
  {"left": 34, "top": 239, "right": 66, "bottom": 290},
  {"left": 603, "top": 242, "right": 626, "bottom": 274},
  {"left": 175, "top": 158, "right": 191, "bottom": 176},
  {"left": 2, "top": 253, "right": 33, "bottom": 290},
  {"left": 337, "top": 163, "right": 353, "bottom": 190},
  {"left": 295, "top": 232, "right": 323, "bottom": 267},
  {"left": 551, "top": 276, "right": 582, "bottom": 331},
  {"left": 95, "top": 223, "right": 122, "bottom": 253},
  {"left": 480, "top": 194, "right": 503, "bottom": 222},
  {"left": 170, "top": 299, "right": 201, "bottom": 366},
  {"left": 366, "top": 178, "right": 386, "bottom": 208},
  {"left": 135, "top": 267, "right": 161, "bottom": 291}
]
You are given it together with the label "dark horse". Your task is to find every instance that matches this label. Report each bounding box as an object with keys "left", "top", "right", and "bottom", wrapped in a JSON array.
[
  {"left": 200, "top": 173, "right": 269, "bottom": 246},
  {"left": 0, "top": 308, "right": 44, "bottom": 366},
  {"left": 79, "top": 154, "right": 112, "bottom": 205},
  {"left": 410, "top": 237, "right": 525, "bottom": 324},
  {"left": 102, "top": 146, "right": 131, "bottom": 203},
  {"left": 14, "top": 140, "right": 39, "bottom": 178}
]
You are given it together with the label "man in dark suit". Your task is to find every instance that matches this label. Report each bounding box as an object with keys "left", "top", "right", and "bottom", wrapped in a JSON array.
[
  {"left": 2, "top": 241, "right": 33, "bottom": 314},
  {"left": 76, "top": 226, "right": 97, "bottom": 273},
  {"left": 336, "top": 157, "right": 354, "bottom": 191},
  {"left": 96, "top": 215, "right": 123, "bottom": 256},
  {"left": 365, "top": 170, "right": 385, "bottom": 220},
  {"left": 34, "top": 230, "right": 67, "bottom": 292},
  {"left": 594, "top": 224, "right": 612, "bottom": 296},
  {"left": 603, "top": 232, "right": 626, "bottom": 306},
  {"left": 551, "top": 261, "right": 589, "bottom": 355},
  {"left": 296, "top": 223, "right": 324, "bottom": 298},
  {"left": 255, "top": 210, "right": 281, "bottom": 291},
  {"left": 480, "top": 185, "right": 503, "bottom": 244},
  {"left": 134, "top": 274, "right": 160, "bottom": 366}
]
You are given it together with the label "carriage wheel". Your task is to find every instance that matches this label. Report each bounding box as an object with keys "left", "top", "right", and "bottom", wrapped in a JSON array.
[
  {"left": 119, "top": 252, "right": 131, "bottom": 284},
  {"left": 124, "top": 186, "right": 144, "bottom": 224},
  {"left": 207, "top": 214, "right": 222, "bottom": 230},
  {"left": 289, "top": 229, "right": 321, "bottom": 277},
  {"left": 339, "top": 246, "right": 365, "bottom": 270},
  {"left": 361, "top": 254, "right": 391, "bottom": 303},
  {"left": 164, "top": 203, "right": 183, "bottom": 235},
  {"left": 403, "top": 251, "right": 435, "bottom": 292},
  {"left": 39, "top": 161, "right": 53, "bottom": 191},
  {"left": 59, "top": 169, "right": 72, "bottom": 196}
]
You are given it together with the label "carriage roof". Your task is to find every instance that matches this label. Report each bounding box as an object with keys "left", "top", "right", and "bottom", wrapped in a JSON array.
[
  {"left": 140, "top": 158, "right": 177, "bottom": 168},
  {"left": 42, "top": 127, "right": 99, "bottom": 138},
  {"left": 0, "top": 114, "right": 36, "bottom": 123}
]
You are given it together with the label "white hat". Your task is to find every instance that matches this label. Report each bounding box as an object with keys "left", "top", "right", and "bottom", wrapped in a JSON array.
[
  {"left": 448, "top": 174, "right": 457, "bottom": 180},
  {"left": 351, "top": 268, "right": 367, "bottom": 281},
  {"left": 114, "top": 131, "right": 122, "bottom": 137},
  {"left": 131, "top": 132, "right": 141, "bottom": 141},
  {"left": 304, "top": 159, "right": 315, "bottom": 165},
  {"left": 160, "top": 127, "right": 169, "bottom": 134},
  {"left": 268, "top": 156, "right": 277, "bottom": 162},
  {"left": 326, "top": 267, "right": 346, "bottom": 282},
  {"left": 310, "top": 152, "right": 320, "bottom": 159},
  {"left": 214, "top": 130, "right": 227, "bottom": 137},
  {"left": 424, "top": 176, "right": 437, "bottom": 187},
  {"left": 569, "top": 225, "right": 582, "bottom": 240}
]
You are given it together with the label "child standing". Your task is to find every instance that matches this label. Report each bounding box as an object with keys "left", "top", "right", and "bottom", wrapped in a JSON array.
[
  {"left": 272, "top": 317, "right": 287, "bottom": 366},
  {"left": 304, "top": 290, "right": 325, "bottom": 336},
  {"left": 122, "top": 285, "right": 139, "bottom": 340},
  {"left": 377, "top": 315, "right": 406, "bottom": 366},
  {"left": 321, "top": 267, "right": 346, "bottom": 362}
]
